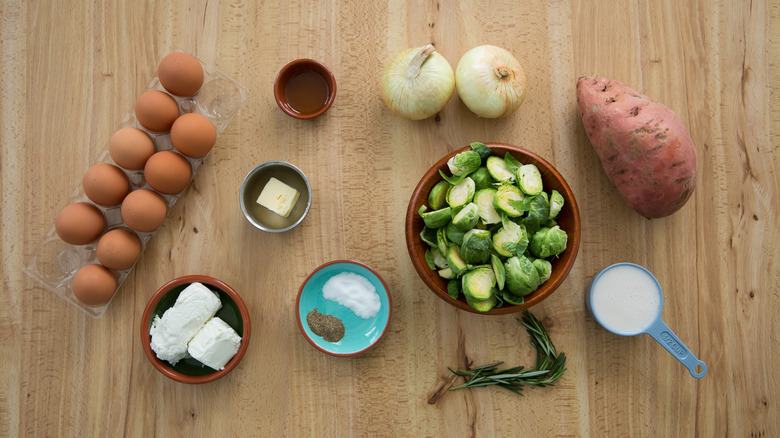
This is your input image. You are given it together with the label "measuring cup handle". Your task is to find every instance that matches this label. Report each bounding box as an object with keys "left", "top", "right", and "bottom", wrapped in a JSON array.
[{"left": 645, "top": 320, "right": 707, "bottom": 378}]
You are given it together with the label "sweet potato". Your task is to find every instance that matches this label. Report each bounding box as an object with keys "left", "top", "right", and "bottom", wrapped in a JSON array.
[{"left": 576, "top": 76, "right": 697, "bottom": 218}]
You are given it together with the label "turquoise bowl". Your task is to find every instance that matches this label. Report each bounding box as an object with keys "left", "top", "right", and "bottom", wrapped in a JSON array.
[{"left": 296, "top": 260, "right": 392, "bottom": 357}]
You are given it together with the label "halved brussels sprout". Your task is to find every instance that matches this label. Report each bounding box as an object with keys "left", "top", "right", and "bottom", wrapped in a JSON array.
[
  {"left": 418, "top": 205, "right": 452, "bottom": 228},
  {"left": 504, "top": 255, "right": 540, "bottom": 296},
  {"left": 446, "top": 245, "right": 469, "bottom": 275},
  {"left": 452, "top": 202, "right": 480, "bottom": 231},
  {"left": 549, "top": 190, "right": 564, "bottom": 220},
  {"left": 436, "top": 226, "right": 449, "bottom": 257},
  {"left": 529, "top": 225, "right": 568, "bottom": 258},
  {"left": 486, "top": 156, "right": 515, "bottom": 183},
  {"left": 466, "top": 293, "right": 498, "bottom": 312},
  {"left": 494, "top": 184, "right": 525, "bottom": 217},
  {"left": 461, "top": 266, "right": 496, "bottom": 301},
  {"left": 518, "top": 164, "right": 543, "bottom": 195},
  {"left": 428, "top": 180, "right": 452, "bottom": 210},
  {"left": 447, "top": 150, "right": 481, "bottom": 177},
  {"left": 491, "top": 254, "right": 506, "bottom": 290},
  {"left": 532, "top": 258, "right": 552, "bottom": 283},
  {"left": 492, "top": 225, "right": 519, "bottom": 258},
  {"left": 470, "top": 167, "right": 495, "bottom": 190},
  {"left": 474, "top": 188, "right": 501, "bottom": 225},
  {"left": 438, "top": 267, "right": 457, "bottom": 280},
  {"left": 446, "top": 177, "right": 476, "bottom": 209},
  {"left": 460, "top": 229, "right": 492, "bottom": 264}
]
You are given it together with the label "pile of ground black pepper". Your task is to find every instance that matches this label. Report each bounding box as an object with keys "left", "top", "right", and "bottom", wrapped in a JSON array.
[{"left": 306, "top": 308, "right": 345, "bottom": 342}]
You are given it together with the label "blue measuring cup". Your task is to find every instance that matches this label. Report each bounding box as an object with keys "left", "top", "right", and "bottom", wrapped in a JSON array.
[{"left": 587, "top": 263, "right": 707, "bottom": 379}]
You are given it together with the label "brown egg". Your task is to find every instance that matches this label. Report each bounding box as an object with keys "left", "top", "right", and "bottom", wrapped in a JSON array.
[
  {"left": 135, "top": 90, "right": 179, "bottom": 132},
  {"left": 109, "top": 127, "right": 155, "bottom": 170},
  {"left": 96, "top": 228, "right": 142, "bottom": 270},
  {"left": 144, "top": 151, "right": 192, "bottom": 194},
  {"left": 158, "top": 52, "right": 204, "bottom": 97},
  {"left": 71, "top": 264, "right": 117, "bottom": 306},
  {"left": 171, "top": 113, "right": 217, "bottom": 158},
  {"left": 55, "top": 202, "right": 105, "bottom": 245},
  {"left": 82, "top": 163, "right": 131, "bottom": 206},
  {"left": 121, "top": 189, "right": 167, "bottom": 232}
]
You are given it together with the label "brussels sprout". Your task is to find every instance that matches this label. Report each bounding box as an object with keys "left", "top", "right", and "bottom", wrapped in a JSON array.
[
  {"left": 461, "top": 266, "right": 496, "bottom": 301},
  {"left": 429, "top": 247, "right": 448, "bottom": 269},
  {"left": 445, "top": 222, "right": 466, "bottom": 246},
  {"left": 436, "top": 226, "right": 449, "bottom": 257},
  {"left": 522, "top": 193, "right": 550, "bottom": 235},
  {"left": 491, "top": 254, "right": 506, "bottom": 290},
  {"left": 446, "top": 245, "right": 469, "bottom": 275},
  {"left": 504, "top": 256, "right": 540, "bottom": 296},
  {"left": 502, "top": 290, "right": 525, "bottom": 305},
  {"left": 447, "top": 280, "right": 461, "bottom": 300},
  {"left": 420, "top": 226, "right": 437, "bottom": 247},
  {"left": 418, "top": 205, "right": 452, "bottom": 228},
  {"left": 460, "top": 229, "right": 492, "bottom": 264},
  {"left": 474, "top": 188, "right": 501, "bottom": 225},
  {"left": 428, "top": 180, "right": 452, "bottom": 210},
  {"left": 446, "top": 177, "right": 476, "bottom": 209},
  {"left": 438, "top": 267, "right": 457, "bottom": 280},
  {"left": 470, "top": 142, "right": 492, "bottom": 163},
  {"left": 466, "top": 293, "right": 498, "bottom": 312},
  {"left": 549, "top": 190, "right": 564, "bottom": 220},
  {"left": 486, "top": 156, "right": 515, "bottom": 183},
  {"left": 447, "top": 150, "right": 481, "bottom": 177},
  {"left": 494, "top": 184, "right": 525, "bottom": 217},
  {"left": 452, "top": 202, "right": 480, "bottom": 231},
  {"left": 504, "top": 152, "right": 522, "bottom": 175},
  {"left": 471, "top": 167, "right": 495, "bottom": 190},
  {"left": 492, "top": 225, "right": 519, "bottom": 258},
  {"left": 529, "top": 225, "right": 568, "bottom": 258},
  {"left": 518, "top": 164, "right": 543, "bottom": 195},
  {"left": 532, "top": 258, "right": 552, "bottom": 283}
]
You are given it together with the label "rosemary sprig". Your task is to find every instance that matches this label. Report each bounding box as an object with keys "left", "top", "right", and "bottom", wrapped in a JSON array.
[{"left": 448, "top": 310, "right": 567, "bottom": 395}]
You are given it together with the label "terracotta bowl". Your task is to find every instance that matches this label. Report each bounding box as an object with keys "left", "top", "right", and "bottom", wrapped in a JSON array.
[
  {"left": 140, "top": 275, "right": 251, "bottom": 383},
  {"left": 404, "top": 143, "right": 581, "bottom": 315},
  {"left": 273, "top": 59, "right": 336, "bottom": 119}
]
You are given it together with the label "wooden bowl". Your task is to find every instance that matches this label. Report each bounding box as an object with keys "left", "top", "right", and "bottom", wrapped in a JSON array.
[
  {"left": 404, "top": 143, "right": 581, "bottom": 315},
  {"left": 140, "top": 275, "right": 251, "bottom": 383}
]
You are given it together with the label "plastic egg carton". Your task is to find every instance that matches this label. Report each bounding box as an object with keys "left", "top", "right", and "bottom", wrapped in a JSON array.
[{"left": 23, "top": 53, "right": 248, "bottom": 318}]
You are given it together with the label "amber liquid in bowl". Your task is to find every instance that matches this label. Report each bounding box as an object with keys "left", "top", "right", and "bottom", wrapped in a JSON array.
[{"left": 284, "top": 70, "right": 330, "bottom": 115}]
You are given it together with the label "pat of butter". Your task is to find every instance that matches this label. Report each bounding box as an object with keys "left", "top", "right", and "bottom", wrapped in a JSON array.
[
  {"left": 187, "top": 317, "right": 242, "bottom": 371},
  {"left": 256, "top": 177, "right": 300, "bottom": 218}
]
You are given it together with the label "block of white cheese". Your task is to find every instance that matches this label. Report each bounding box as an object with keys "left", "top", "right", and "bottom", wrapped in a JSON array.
[
  {"left": 187, "top": 317, "right": 242, "bottom": 370},
  {"left": 149, "top": 282, "right": 222, "bottom": 365},
  {"left": 256, "top": 177, "right": 300, "bottom": 218}
]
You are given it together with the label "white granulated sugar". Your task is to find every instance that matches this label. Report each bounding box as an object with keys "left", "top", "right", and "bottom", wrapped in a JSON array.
[{"left": 322, "top": 272, "right": 381, "bottom": 319}]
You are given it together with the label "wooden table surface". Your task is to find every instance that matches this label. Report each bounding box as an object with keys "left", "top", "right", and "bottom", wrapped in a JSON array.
[{"left": 2, "top": 1, "right": 777, "bottom": 436}]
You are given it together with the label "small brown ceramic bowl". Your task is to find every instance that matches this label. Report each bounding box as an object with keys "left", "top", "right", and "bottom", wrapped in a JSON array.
[
  {"left": 140, "top": 275, "right": 251, "bottom": 384},
  {"left": 405, "top": 143, "right": 581, "bottom": 315},
  {"left": 274, "top": 59, "right": 336, "bottom": 119}
]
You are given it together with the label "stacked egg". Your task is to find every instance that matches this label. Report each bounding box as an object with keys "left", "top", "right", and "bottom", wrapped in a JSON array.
[{"left": 54, "top": 52, "right": 219, "bottom": 307}]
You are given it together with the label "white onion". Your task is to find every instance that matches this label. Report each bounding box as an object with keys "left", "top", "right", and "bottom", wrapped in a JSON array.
[
  {"left": 455, "top": 45, "right": 527, "bottom": 118},
  {"left": 380, "top": 44, "right": 455, "bottom": 120}
]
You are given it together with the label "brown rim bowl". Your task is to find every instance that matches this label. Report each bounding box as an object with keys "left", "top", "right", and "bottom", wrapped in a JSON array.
[
  {"left": 140, "top": 275, "right": 251, "bottom": 383},
  {"left": 404, "top": 143, "right": 581, "bottom": 315},
  {"left": 273, "top": 59, "right": 336, "bottom": 119}
]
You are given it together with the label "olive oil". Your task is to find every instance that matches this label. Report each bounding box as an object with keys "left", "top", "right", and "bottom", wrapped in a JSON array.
[{"left": 284, "top": 70, "right": 330, "bottom": 115}]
